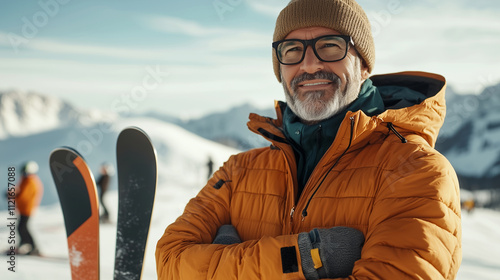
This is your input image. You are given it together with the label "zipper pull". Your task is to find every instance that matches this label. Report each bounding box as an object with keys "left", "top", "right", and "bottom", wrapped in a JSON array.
[{"left": 289, "top": 207, "right": 295, "bottom": 234}]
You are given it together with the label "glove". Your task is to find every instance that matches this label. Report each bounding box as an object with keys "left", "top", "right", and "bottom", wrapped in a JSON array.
[
  {"left": 212, "top": 224, "right": 242, "bottom": 245},
  {"left": 298, "top": 227, "right": 364, "bottom": 279}
]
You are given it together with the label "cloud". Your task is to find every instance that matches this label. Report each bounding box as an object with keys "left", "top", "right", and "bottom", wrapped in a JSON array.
[
  {"left": 143, "top": 16, "right": 230, "bottom": 37},
  {"left": 370, "top": 3, "right": 500, "bottom": 93},
  {"left": 138, "top": 15, "right": 271, "bottom": 52},
  {"left": 0, "top": 32, "right": 163, "bottom": 60},
  {"left": 246, "top": 1, "right": 285, "bottom": 17}
]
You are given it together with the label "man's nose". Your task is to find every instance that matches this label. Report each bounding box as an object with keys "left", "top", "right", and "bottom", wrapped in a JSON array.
[{"left": 299, "top": 46, "right": 324, "bottom": 74}]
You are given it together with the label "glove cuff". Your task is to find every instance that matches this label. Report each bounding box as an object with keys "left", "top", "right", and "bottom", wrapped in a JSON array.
[
  {"left": 298, "top": 232, "right": 319, "bottom": 280},
  {"left": 212, "top": 224, "right": 242, "bottom": 245}
]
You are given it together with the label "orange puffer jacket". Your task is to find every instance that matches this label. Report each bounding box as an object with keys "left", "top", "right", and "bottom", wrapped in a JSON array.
[
  {"left": 156, "top": 72, "right": 462, "bottom": 279},
  {"left": 16, "top": 175, "right": 44, "bottom": 216}
]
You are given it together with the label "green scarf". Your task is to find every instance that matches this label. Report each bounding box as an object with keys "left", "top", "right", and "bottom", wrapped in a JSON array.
[{"left": 283, "top": 78, "right": 385, "bottom": 195}]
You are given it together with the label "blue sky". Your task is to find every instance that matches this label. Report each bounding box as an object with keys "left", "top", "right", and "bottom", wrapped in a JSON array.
[{"left": 1, "top": 0, "right": 499, "bottom": 118}]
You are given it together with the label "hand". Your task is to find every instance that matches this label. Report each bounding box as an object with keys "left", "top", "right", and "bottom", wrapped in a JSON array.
[
  {"left": 298, "top": 227, "right": 364, "bottom": 279},
  {"left": 212, "top": 224, "right": 242, "bottom": 245}
]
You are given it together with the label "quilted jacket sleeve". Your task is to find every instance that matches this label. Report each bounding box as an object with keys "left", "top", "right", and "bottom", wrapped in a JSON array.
[
  {"left": 350, "top": 146, "right": 462, "bottom": 279},
  {"left": 155, "top": 156, "right": 303, "bottom": 280}
]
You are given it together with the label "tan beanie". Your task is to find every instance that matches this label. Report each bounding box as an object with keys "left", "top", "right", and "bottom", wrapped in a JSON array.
[{"left": 273, "top": 0, "right": 375, "bottom": 82}]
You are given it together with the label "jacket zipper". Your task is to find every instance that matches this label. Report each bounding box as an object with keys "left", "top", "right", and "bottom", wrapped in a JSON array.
[
  {"left": 289, "top": 124, "right": 322, "bottom": 224},
  {"left": 300, "top": 116, "right": 356, "bottom": 220}
]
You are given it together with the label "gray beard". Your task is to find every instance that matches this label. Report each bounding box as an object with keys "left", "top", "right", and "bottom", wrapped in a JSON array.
[
  {"left": 284, "top": 87, "right": 348, "bottom": 123},
  {"left": 282, "top": 66, "right": 362, "bottom": 123}
]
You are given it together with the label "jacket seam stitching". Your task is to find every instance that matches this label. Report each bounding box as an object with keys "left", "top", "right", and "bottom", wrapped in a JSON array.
[{"left": 375, "top": 196, "right": 461, "bottom": 218}]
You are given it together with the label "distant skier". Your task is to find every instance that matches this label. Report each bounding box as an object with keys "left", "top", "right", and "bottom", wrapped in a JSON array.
[
  {"left": 206, "top": 156, "right": 214, "bottom": 180},
  {"left": 463, "top": 198, "right": 476, "bottom": 214},
  {"left": 15, "top": 161, "right": 44, "bottom": 255},
  {"left": 96, "top": 163, "right": 113, "bottom": 223}
]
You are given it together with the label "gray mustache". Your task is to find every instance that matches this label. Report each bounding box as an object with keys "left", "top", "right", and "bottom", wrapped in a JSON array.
[{"left": 290, "top": 71, "right": 341, "bottom": 91}]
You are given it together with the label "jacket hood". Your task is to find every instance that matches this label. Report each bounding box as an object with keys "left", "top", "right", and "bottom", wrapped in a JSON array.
[
  {"left": 248, "top": 71, "right": 447, "bottom": 149},
  {"left": 371, "top": 71, "right": 446, "bottom": 147}
]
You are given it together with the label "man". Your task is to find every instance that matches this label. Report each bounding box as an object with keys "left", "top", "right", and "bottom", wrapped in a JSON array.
[
  {"left": 96, "top": 163, "right": 112, "bottom": 223},
  {"left": 156, "top": 0, "right": 462, "bottom": 279},
  {"left": 15, "top": 161, "right": 44, "bottom": 255}
]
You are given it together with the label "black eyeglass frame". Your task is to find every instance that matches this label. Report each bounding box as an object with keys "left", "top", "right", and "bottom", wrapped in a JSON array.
[{"left": 272, "top": 34, "right": 353, "bottom": 65}]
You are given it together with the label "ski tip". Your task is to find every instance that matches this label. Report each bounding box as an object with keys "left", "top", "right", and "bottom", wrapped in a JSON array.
[
  {"left": 117, "top": 126, "right": 156, "bottom": 151},
  {"left": 119, "top": 126, "right": 149, "bottom": 138},
  {"left": 117, "top": 126, "right": 157, "bottom": 162},
  {"left": 50, "top": 146, "right": 85, "bottom": 160}
]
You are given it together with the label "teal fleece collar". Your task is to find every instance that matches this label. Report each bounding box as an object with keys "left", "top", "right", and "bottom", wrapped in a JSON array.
[{"left": 283, "top": 78, "right": 385, "bottom": 192}]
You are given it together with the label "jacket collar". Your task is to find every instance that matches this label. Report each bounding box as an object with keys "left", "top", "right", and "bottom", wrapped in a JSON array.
[{"left": 248, "top": 71, "right": 447, "bottom": 150}]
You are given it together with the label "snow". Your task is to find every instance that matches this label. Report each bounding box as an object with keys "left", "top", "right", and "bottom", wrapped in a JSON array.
[
  {"left": 68, "top": 245, "right": 83, "bottom": 268},
  {"left": 458, "top": 209, "right": 500, "bottom": 279}
]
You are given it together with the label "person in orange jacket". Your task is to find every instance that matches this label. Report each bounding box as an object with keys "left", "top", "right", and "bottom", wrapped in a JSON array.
[
  {"left": 15, "top": 161, "right": 44, "bottom": 255},
  {"left": 156, "top": 0, "right": 462, "bottom": 279}
]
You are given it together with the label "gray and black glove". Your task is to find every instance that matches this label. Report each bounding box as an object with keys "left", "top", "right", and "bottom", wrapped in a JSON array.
[
  {"left": 212, "top": 224, "right": 242, "bottom": 245},
  {"left": 298, "top": 226, "right": 364, "bottom": 279}
]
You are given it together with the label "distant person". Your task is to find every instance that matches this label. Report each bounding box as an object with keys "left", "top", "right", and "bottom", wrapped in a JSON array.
[
  {"left": 156, "top": 0, "right": 462, "bottom": 279},
  {"left": 463, "top": 198, "right": 476, "bottom": 214},
  {"left": 96, "top": 163, "right": 113, "bottom": 223},
  {"left": 15, "top": 161, "right": 44, "bottom": 255},
  {"left": 206, "top": 156, "right": 214, "bottom": 180}
]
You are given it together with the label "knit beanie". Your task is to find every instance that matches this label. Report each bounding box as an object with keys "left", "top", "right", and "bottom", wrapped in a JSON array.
[{"left": 273, "top": 0, "right": 375, "bottom": 82}]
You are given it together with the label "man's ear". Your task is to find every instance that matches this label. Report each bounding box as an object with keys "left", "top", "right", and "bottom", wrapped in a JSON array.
[{"left": 360, "top": 59, "right": 370, "bottom": 81}]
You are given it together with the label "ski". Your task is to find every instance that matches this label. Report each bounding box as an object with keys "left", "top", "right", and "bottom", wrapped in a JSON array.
[
  {"left": 49, "top": 147, "right": 100, "bottom": 280},
  {"left": 114, "top": 127, "right": 157, "bottom": 280}
]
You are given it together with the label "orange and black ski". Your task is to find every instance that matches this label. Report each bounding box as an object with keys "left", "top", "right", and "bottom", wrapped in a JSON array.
[{"left": 50, "top": 147, "right": 99, "bottom": 280}]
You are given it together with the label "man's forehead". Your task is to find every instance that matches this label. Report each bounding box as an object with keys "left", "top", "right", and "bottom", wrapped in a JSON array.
[{"left": 285, "top": 27, "right": 342, "bottom": 39}]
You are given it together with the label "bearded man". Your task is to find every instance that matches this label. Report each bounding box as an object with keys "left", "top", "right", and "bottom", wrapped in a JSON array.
[{"left": 156, "top": 0, "right": 462, "bottom": 279}]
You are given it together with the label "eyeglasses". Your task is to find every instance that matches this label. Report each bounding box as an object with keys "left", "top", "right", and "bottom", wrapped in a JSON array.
[{"left": 272, "top": 35, "right": 353, "bottom": 65}]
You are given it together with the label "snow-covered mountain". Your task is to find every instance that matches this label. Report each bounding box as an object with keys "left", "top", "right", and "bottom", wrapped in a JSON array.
[
  {"left": 436, "top": 84, "right": 500, "bottom": 190},
  {"left": 0, "top": 90, "right": 78, "bottom": 139},
  {"left": 0, "top": 90, "right": 118, "bottom": 139}
]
